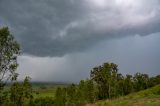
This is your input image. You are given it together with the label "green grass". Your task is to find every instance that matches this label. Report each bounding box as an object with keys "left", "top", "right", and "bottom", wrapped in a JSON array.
[
  {"left": 87, "top": 85, "right": 160, "bottom": 106},
  {"left": 4, "top": 82, "right": 69, "bottom": 99},
  {"left": 33, "top": 87, "right": 56, "bottom": 98},
  {"left": 32, "top": 84, "right": 68, "bottom": 98}
]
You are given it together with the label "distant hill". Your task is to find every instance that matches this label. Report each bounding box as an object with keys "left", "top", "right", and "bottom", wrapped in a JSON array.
[{"left": 87, "top": 84, "right": 160, "bottom": 106}]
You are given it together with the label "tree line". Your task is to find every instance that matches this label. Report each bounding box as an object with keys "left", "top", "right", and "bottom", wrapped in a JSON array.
[
  {"left": 53, "top": 63, "right": 160, "bottom": 106},
  {"left": 0, "top": 27, "right": 160, "bottom": 106}
]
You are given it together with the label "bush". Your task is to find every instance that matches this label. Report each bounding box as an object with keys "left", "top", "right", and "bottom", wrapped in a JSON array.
[{"left": 34, "top": 97, "right": 55, "bottom": 106}]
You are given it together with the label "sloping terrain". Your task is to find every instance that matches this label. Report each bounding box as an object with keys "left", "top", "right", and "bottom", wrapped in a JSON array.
[{"left": 88, "top": 85, "right": 160, "bottom": 106}]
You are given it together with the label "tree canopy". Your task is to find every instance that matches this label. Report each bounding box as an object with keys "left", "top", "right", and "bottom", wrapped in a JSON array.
[{"left": 0, "top": 27, "right": 20, "bottom": 85}]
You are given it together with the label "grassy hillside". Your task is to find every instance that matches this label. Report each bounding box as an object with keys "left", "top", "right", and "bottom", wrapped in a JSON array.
[{"left": 88, "top": 85, "right": 160, "bottom": 106}]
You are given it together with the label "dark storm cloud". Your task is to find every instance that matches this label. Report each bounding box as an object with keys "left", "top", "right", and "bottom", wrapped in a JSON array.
[
  {"left": 17, "top": 34, "right": 160, "bottom": 82},
  {"left": 0, "top": 0, "right": 160, "bottom": 56}
]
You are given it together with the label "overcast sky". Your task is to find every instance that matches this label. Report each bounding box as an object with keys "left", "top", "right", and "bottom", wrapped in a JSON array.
[{"left": 0, "top": 0, "right": 160, "bottom": 82}]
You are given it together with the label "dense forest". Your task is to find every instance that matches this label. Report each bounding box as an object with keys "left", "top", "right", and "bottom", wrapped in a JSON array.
[{"left": 0, "top": 27, "right": 160, "bottom": 106}]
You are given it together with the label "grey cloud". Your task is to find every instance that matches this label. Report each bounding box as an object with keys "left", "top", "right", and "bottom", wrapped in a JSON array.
[
  {"left": 17, "top": 34, "right": 160, "bottom": 82},
  {"left": 0, "top": 0, "right": 160, "bottom": 56}
]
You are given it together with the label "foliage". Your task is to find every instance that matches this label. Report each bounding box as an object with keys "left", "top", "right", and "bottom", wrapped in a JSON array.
[
  {"left": 0, "top": 27, "right": 160, "bottom": 106},
  {"left": 123, "top": 74, "right": 133, "bottom": 95},
  {"left": 33, "top": 97, "right": 54, "bottom": 106},
  {"left": 90, "top": 63, "right": 119, "bottom": 99},
  {"left": 53, "top": 62, "right": 160, "bottom": 106},
  {"left": 0, "top": 27, "right": 20, "bottom": 106},
  {"left": 0, "top": 27, "right": 20, "bottom": 85},
  {"left": 9, "top": 77, "right": 33, "bottom": 106},
  {"left": 133, "top": 73, "right": 150, "bottom": 91},
  {"left": 0, "top": 77, "right": 33, "bottom": 106},
  {"left": 54, "top": 87, "right": 66, "bottom": 106},
  {"left": 89, "top": 84, "right": 160, "bottom": 106}
]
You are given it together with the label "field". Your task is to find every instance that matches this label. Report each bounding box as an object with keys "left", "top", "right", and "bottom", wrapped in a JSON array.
[
  {"left": 88, "top": 84, "right": 160, "bottom": 106},
  {"left": 32, "top": 83, "right": 160, "bottom": 106},
  {"left": 32, "top": 82, "right": 68, "bottom": 98}
]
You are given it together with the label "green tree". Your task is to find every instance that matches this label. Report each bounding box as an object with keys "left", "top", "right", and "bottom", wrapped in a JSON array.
[
  {"left": 90, "top": 63, "right": 118, "bottom": 99},
  {"left": 133, "top": 73, "right": 149, "bottom": 91},
  {"left": 86, "top": 79, "right": 95, "bottom": 103},
  {"left": 149, "top": 75, "right": 160, "bottom": 87},
  {"left": 66, "top": 84, "right": 77, "bottom": 106},
  {"left": 77, "top": 79, "right": 96, "bottom": 104},
  {"left": 77, "top": 80, "right": 87, "bottom": 105},
  {"left": 116, "top": 73, "right": 125, "bottom": 96},
  {"left": 9, "top": 77, "right": 33, "bottom": 106},
  {"left": 0, "top": 27, "right": 20, "bottom": 106},
  {"left": 0, "top": 27, "right": 20, "bottom": 86},
  {"left": 123, "top": 74, "right": 133, "bottom": 95},
  {"left": 155, "top": 75, "right": 160, "bottom": 84},
  {"left": 55, "top": 87, "right": 66, "bottom": 106}
]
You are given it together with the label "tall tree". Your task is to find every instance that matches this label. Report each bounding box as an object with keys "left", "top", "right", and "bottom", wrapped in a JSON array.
[
  {"left": 123, "top": 74, "right": 133, "bottom": 95},
  {"left": 90, "top": 62, "right": 118, "bottom": 99},
  {"left": 9, "top": 77, "right": 33, "bottom": 106},
  {"left": 116, "top": 73, "right": 124, "bottom": 96},
  {"left": 77, "top": 80, "right": 87, "bottom": 104},
  {"left": 0, "top": 27, "right": 20, "bottom": 87},
  {"left": 66, "top": 84, "right": 77, "bottom": 106},
  {"left": 133, "top": 73, "right": 149, "bottom": 91},
  {"left": 86, "top": 79, "right": 95, "bottom": 103},
  {"left": 0, "top": 27, "right": 20, "bottom": 106},
  {"left": 55, "top": 87, "right": 66, "bottom": 106}
]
